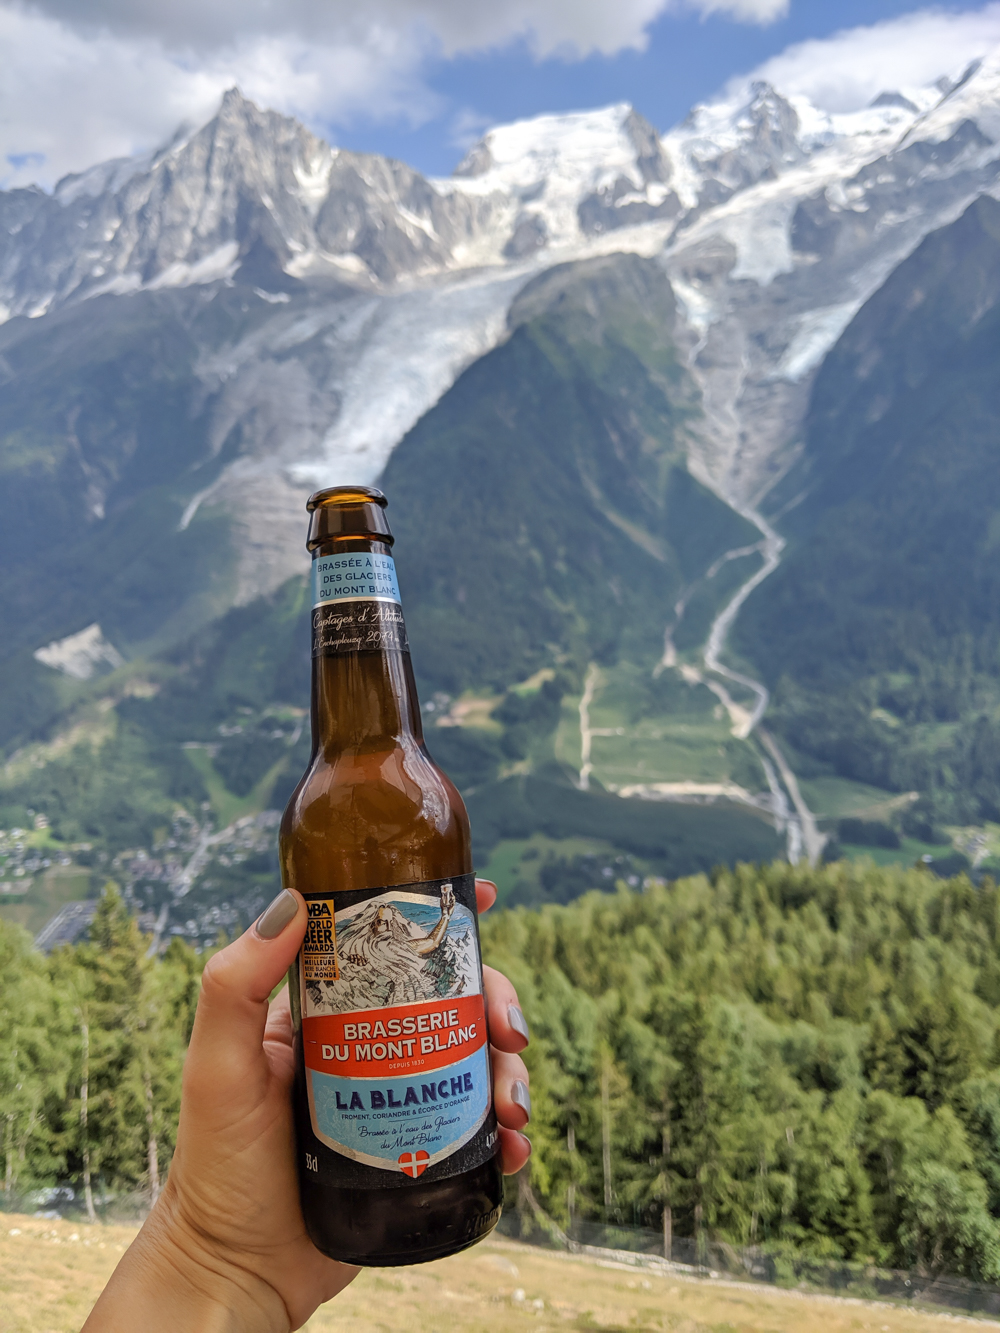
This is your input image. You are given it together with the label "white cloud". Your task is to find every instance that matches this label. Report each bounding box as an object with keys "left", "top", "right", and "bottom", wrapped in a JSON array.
[
  {"left": 3, "top": 2, "right": 995, "bottom": 195},
  {"left": 695, "top": 0, "right": 787, "bottom": 23},
  {"left": 19, "top": 0, "right": 786, "bottom": 58},
  {"left": 0, "top": 6, "right": 438, "bottom": 189},
  {"left": 740, "top": 4, "right": 1000, "bottom": 111},
  {"left": 0, "top": 0, "right": 787, "bottom": 191}
]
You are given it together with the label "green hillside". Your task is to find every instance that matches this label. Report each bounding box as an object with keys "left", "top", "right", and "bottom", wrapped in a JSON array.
[
  {"left": 384, "top": 254, "right": 758, "bottom": 693},
  {"left": 0, "top": 285, "right": 266, "bottom": 753},
  {"left": 737, "top": 195, "right": 1000, "bottom": 829}
]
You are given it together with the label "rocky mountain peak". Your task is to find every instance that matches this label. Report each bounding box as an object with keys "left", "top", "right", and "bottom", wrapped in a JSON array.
[
  {"left": 447, "top": 104, "right": 684, "bottom": 244},
  {"left": 743, "top": 82, "right": 801, "bottom": 155},
  {"left": 3, "top": 56, "right": 999, "bottom": 330},
  {"left": 0, "top": 89, "right": 495, "bottom": 314},
  {"left": 218, "top": 85, "right": 254, "bottom": 118},
  {"left": 623, "top": 109, "right": 672, "bottom": 184},
  {"left": 870, "top": 91, "right": 921, "bottom": 114},
  {"left": 452, "top": 140, "right": 493, "bottom": 179},
  {"left": 667, "top": 80, "right": 808, "bottom": 207}
]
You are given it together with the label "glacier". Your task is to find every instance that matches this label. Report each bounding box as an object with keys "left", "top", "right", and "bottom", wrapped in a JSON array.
[{"left": 2, "top": 57, "right": 1000, "bottom": 603}]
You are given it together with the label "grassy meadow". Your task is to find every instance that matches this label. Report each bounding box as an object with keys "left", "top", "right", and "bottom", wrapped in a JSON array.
[{"left": 1, "top": 1213, "right": 994, "bottom": 1333}]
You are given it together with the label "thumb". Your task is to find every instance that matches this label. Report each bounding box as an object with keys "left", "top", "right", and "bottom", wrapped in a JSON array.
[{"left": 186, "top": 889, "right": 307, "bottom": 1101}]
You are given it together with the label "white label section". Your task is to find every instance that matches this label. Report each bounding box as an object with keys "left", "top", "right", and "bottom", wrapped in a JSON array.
[{"left": 312, "top": 552, "right": 401, "bottom": 608}]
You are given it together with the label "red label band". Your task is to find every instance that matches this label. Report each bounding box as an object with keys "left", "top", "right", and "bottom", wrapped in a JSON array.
[{"left": 302, "top": 993, "right": 487, "bottom": 1078}]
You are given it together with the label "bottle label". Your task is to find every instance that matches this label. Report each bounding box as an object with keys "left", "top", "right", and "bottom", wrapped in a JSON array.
[
  {"left": 298, "top": 874, "right": 496, "bottom": 1183},
  {"left": 311, "top": 551, "right": 408, "bottom": 655}
]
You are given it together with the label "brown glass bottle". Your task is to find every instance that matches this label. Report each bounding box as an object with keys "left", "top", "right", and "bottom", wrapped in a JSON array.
[{"left": 280, "top": 485, "right": 503, "bottom": 1267}]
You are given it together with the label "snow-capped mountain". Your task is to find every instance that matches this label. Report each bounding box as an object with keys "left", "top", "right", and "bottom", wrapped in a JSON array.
[
  {"left": 0, "top": 88, "right": 793, "bottom": 319},
  {"left": 0, "top": 88, "right": 505, "bottom": 317},
  {"left": 3, "top": 55, "right": 1000, "bottom": 606},
  {"left": 0, "top": 78, "right": 946, "bottom": 318},
  {"left": 662, "top": 54, "right": 1000, "bottom": 506}
]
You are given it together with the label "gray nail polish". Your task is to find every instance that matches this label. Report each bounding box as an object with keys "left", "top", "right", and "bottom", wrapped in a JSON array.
[
  {"left": 256, "top": 889, "right": 298, "bottom": 940},
  {"left": 508, "top": 1004, "right": 530, "bottom": 1042},
  {"left": 511, "top": 1081, "right": 531, "bottom": 1119}
]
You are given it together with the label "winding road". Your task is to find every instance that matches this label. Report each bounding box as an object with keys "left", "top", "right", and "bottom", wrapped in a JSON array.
[
  {"left": 577, "top": 498, "right": 824, "bottom": 864},
  {"left": 699, "top": 506, "right": 825, "bottom": 865},
  {"left": 573, "top": 501, "right": 827, "bottom": 863},
  {"left": 641, "top": 502, "right": 825, "bottom": 865}
]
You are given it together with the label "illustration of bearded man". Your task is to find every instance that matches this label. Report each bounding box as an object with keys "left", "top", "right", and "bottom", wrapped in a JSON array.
[{"left": 315, "top": 884, "right": 466, "bottom": 1009}]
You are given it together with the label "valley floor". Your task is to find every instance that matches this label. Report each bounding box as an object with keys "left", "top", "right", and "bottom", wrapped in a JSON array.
[{"left": 2, "top": 1212, "right": 996, "bottom": 1333}]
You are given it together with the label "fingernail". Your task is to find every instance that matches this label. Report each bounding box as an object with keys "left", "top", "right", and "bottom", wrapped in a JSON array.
[
  {"left": 256, "top": 890, "right": 298, "bottom": 940},
  {"left": 508, "top": 1005, "right": 530, "bottom": 1042},
  {"left": 511, "top": 1080, "right": 531, "bottom": 1119}
]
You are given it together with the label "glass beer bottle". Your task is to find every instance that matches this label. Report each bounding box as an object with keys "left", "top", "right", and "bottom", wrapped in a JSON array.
[{"left": 281, "top": 485, "right": 503, "bottom": 1266}]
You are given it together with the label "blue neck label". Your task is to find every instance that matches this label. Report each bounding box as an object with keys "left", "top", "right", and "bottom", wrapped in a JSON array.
[{"left": 311, "top": 552, "right": 401, "bottom": 608}]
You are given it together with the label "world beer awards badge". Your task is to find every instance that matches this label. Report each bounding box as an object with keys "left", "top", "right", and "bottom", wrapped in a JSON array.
[{"left": 303, "top": 899, "right": 339, "bottom": 982}]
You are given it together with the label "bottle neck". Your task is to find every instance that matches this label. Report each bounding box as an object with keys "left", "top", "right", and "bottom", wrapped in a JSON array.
[
  {"left": 311, "top": 647, "right": 424, "bottom": 752},
  {"left": 309, "top": 540, "right": 424, "bottom": 754}
]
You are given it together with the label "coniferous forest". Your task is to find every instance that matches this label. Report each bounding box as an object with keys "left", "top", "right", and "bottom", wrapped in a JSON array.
[{"left": 7, "top": 861, "right": 1000, "bottom": 1283}]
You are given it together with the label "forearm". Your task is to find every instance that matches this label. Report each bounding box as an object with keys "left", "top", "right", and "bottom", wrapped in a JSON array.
[
  {"left": 414, "top": 913, "right": 452, "bottom": 955},
  {"left": 83, "top": 1192, "right": 290, "bottom": 1333}
]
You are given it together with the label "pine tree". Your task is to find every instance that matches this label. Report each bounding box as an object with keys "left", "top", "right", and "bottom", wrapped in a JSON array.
[
  {"left": 0, "top": 919, "right": 63, "bottom": 1199},
  {"left": 53, "top": 884, "right": 186, "bottom": 1205}
]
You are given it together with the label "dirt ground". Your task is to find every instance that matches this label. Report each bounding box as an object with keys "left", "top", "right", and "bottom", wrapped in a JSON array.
[{"left": 1, "top": 1213, "right": 995, "bottom": 1333}]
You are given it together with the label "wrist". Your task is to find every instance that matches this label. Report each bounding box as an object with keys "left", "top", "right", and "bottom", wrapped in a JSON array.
[{"left": 84, "top": 1184, "right": 290, "bottom": 1333}]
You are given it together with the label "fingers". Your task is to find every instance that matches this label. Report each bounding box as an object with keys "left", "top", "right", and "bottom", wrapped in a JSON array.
[
  {"left": 491, "top": 1048, "right": 530, "bottom": 1129},
  {"left": 498, "top": 1126, "right": 532, "bottom": 1176},
  {"left": 482, "top": 964, "right": 529, "bottom": 1054},
  {"left": 491, "top": 1039, "right": 531, "bottom": 1176},
  {"left": 186, "top": 889, "right": 307, "bottom": 1100},
  {"left": 475, "top": 878, "right": 497, "bottom": 913},
  {"left": 474, "top": 883, "right": 531, "bottom": 1174}
]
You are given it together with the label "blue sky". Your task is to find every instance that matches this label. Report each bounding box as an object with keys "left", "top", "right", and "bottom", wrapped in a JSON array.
[
  {"left": 343, "top": 0, "right": 997, "bottom": 173},
  {"left": 3, "top": 0, "right": 1000, "bottom": 188}
]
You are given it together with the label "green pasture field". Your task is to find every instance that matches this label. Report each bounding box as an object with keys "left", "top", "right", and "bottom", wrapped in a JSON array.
[
  {"left": 0, "top": 862, "right": 92, "bottom": 935},
  {"left": 477, "top": 832, "right": 640, "bottom": 904},
  {"left": 838, "top": 839, "right": 957, "bottom": 869},
  {"left": 798, "top": 775, "right": 914, "bottom": 821},
  {"left": 554, "top": 662, "right": 761, "bottom": 791},
  {"left": 591, "top": 728, "right": 732, "bottom": 787}
]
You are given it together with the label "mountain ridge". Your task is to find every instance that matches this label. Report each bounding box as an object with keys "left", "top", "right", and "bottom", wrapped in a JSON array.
[
  {"left": 4, "top": 62, "right": 999, "bottom": 628},
  {"left": 5, "top": 54, "right": 1000, "bottom": 940}
]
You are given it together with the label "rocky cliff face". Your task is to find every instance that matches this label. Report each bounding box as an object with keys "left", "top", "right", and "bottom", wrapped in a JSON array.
[
  {"left": 659, "top": 55, "right": 1000, "bottom": 508},
  {"left": 0, "top": 89, "right": 510, "bottom": 316}
]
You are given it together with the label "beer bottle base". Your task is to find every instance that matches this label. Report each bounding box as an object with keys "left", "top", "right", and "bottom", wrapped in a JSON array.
[{"left": 300, "top": 1156, "right": 504, "bottom": 1267}]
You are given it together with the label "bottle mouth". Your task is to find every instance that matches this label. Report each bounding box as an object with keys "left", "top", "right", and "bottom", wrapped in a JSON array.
[
  {"left": 307, "top": 485, "right": 387, "bottom": 511},
  {"left": 306, "top": 484, "right": 393, "bottom": 551}
]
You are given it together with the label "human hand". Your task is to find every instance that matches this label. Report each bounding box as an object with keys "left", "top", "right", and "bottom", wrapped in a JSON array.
[{"left": 83, "top": 880, "right": 530, "bottom": 1333}]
